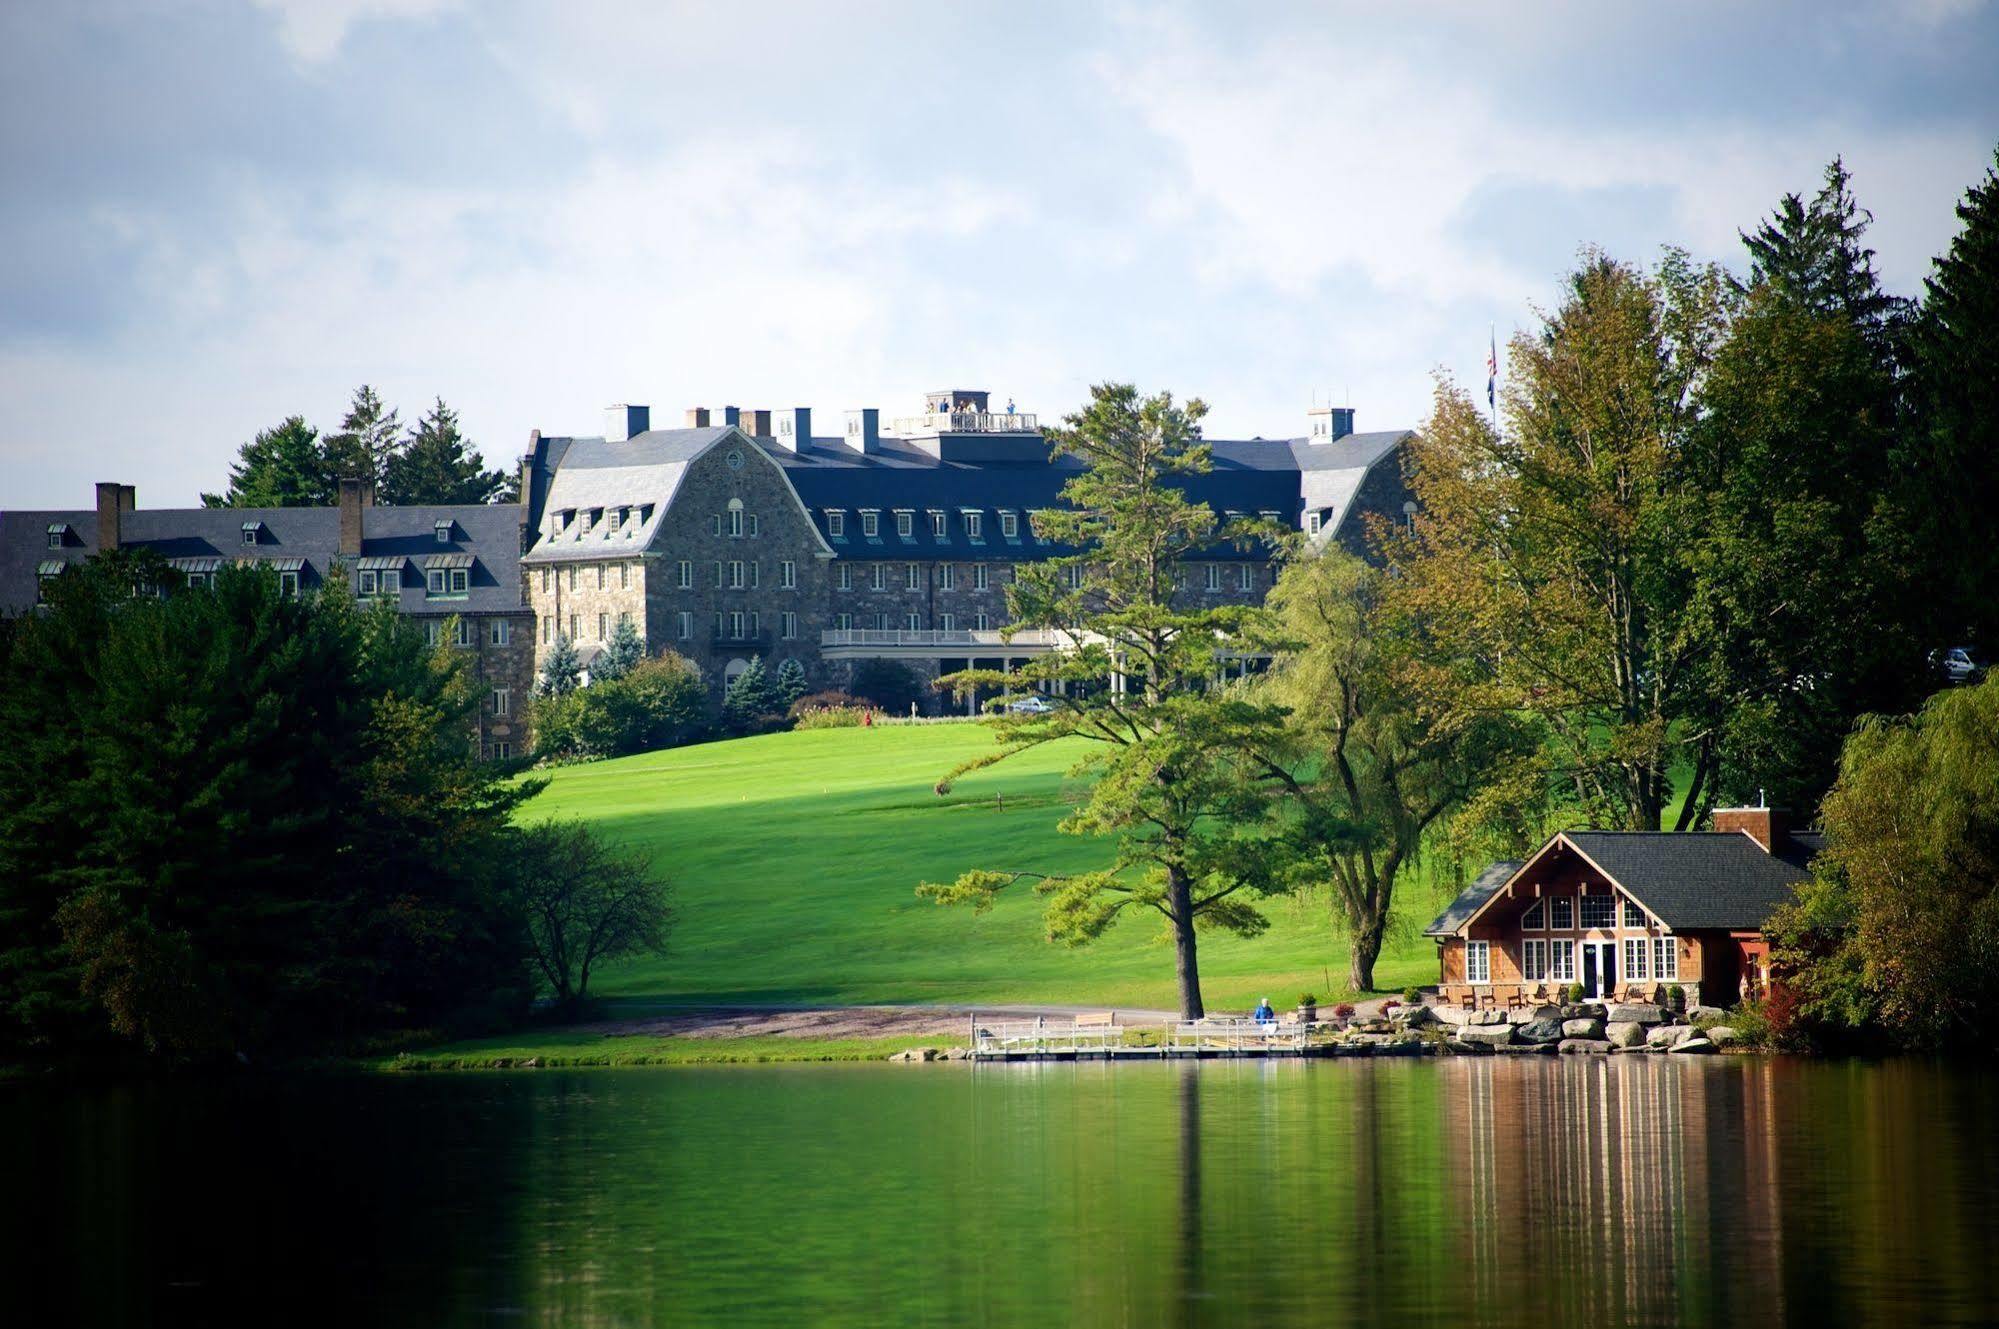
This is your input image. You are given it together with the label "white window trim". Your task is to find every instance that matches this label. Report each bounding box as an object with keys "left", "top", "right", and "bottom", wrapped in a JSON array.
[
  {"left": 1523, "top": 938, "right": 1548, "bottom": 982},
  {"left": 1465, "top": 940, "right": 1491, "bottom": 985},
  {"left": 1551, "top": 939, "right": 1577, "bottom": 983}
]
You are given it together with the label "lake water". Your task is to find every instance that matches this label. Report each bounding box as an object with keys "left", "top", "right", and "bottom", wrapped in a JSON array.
[{"left": 5, "top": 1056, "right": 1997, "bottom": 1327}]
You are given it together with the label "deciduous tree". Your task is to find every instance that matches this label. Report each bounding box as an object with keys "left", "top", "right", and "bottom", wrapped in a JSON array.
[{"left": 516, "top": 820, "right": 674, "bottom": 1010}]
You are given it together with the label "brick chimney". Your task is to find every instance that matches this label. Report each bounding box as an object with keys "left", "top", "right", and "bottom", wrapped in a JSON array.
[
  {"left": 743, "top": 408, "right": 772, "bottom": 437},
  {"left": 338, "top": 477, "right": 373, "bottom": 556},
  {"left": 95, "top": 481, "right": 127, "bottom": 551},
  {"left": 685, "top": 407, "right": 711, "bottom": 428},
  {"left": 1714, "top": 806, "right": 1791, "bottom": 854}
]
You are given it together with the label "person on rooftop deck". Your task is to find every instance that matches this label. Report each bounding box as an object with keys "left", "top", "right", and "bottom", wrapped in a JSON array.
[{"left": 1253, "top": 997, "right": 1275, "bottom": 1024}]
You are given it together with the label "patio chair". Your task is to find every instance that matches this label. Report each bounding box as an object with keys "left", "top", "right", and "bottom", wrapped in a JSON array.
[
  {"left": 1457, "top": 986, "right": 1476, "bottom": 1011},
  {"left": 1504, "top": 986, "right": 1526, "bottom": 1011}
]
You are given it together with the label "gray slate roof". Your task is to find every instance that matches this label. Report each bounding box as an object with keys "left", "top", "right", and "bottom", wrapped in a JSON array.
[
  {"left": 1562, "top": 832, "right": 1813, "bottom": 931},
  {"left": 1423, "top": 860, "right": 1524, "bottom": 936},
  {"left": 1, "top": 501, "right": 526, "bottom": 617},
  {"left": 521, "top": 427, "right": 730, "bottom": 565}
]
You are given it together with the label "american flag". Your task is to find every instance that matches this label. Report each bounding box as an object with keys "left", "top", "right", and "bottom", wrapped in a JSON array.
[{"left": 1487, "top": 329, "right": 1497, "bottom": 409}]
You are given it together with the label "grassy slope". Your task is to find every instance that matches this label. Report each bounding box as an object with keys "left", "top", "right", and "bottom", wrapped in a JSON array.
[{"left": 521, "top": 724, "right": 1447, "bottom": 1017}]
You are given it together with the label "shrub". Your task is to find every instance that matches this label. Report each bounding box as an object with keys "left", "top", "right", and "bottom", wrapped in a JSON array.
[
  {"left": 722, "top": 656, "right": 788, "bottom": 734},
  {"left": 578, "top": 652, "right": 709, "bottom": 755},
  {"left": 793, "top": 705, "right": 868, "bottom": 730},
  {"left": 849, "top": 659, "right": 925, "bottom": 715},
  {"left": 1403, "top": 986, "right": 1423, "bottom": 1005},
  {"left": 1667, "top": 984, "right": 1688, "bottom": 1014},
  {"left": 1758, "top": 982, "right": 1808, "bottom": 1050},
  {"left": 1297, "top": 993, "right": 1317, "bottom": 1006},
  {"left": 1564, "top": 982, "right": 1586, "bottom": 1004},
  {"left": 789, "top": 690, "right": 858, "bottom": 718},
  {"left": 1333, "top": 1002, "right": 1356, "bottom": 1019}
]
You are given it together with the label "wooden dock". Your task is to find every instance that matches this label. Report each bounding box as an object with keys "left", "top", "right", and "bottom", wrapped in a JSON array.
[{"left": 965, "top": 1016, "right": 1435, "bottom": 1062}]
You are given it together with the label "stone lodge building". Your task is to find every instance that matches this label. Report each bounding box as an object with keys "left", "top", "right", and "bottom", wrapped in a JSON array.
[
  {"left": 0, "top": 480, "right": 535, "bottom": 759},
  {"left": 518, "top": 389, "right": 1416, "bottom": 703}
]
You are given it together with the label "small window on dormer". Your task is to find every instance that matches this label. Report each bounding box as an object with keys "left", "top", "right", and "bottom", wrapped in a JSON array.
[
  {"left": 896, "top": 510, "right": 913, "bottom": 538},
  {"left": 241, "top": 521, "right": 262, "bottom": 546},
  {"left": 962, "top": 511, "right": 983, "bottom": 540},
  {"left": 1306, "top": 512, "right": 1323, "bottom": 535},
  {"left": 1000, "top": 511, "right": 1018, "bottom": 539},
  {"left": 826, "top": 510, "right": 845, "bottom": 538},
  {"left": 435, "top": 520, "right": 453, "bottom": 543},
  {"left": 930, "top": 510, "right": 947, "bottom": 538},
  {"left": 449, "top": 568, "right": 469, "bottom": 594},
  {"left": 860, "top": 510, "right": 880, "bottom": 538},
  {"left": 45, "top": 523, "right": 68, "bottom": 549},
  {"left": 638, "top": 504, "right": 653, "bottom": 526}
]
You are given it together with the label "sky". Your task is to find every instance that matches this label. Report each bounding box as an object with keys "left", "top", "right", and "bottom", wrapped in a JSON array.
[{"left": 2, "top": 0, "right": 1996, "bottom": 509}]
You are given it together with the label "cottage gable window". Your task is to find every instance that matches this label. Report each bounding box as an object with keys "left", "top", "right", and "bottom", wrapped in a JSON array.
[
  {"left": 435, "top": 520, "right": 453, "bottom": 544},
  {"left": 1621, "top": 899, "right": 1645, "bottom": 928},
  {"left": 1580, "top": 894, "right": 1615, "bottom": 930},
  {"left": 359, "top": 570, "right": 378, "bottom": 596},
  {"left": 1549, "top": 896, "right": 1574, "bottom": 930},
  {"left": 241, "top": 521, "right": 263, "bottom": 546},
  {"left": 1521, "top": 899, "right": 1545, "bottom": 929},
  {"left": 1306, "top": 512, "right": 1323, "bottom": 535},
  {"left": 45, "top": 523, "right": 69, "bottom": 549}
]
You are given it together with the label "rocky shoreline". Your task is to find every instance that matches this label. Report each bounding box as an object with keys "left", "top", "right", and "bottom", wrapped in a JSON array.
[{"left": 1340, "top": 998, "right": 1742, "bottom": 1057}]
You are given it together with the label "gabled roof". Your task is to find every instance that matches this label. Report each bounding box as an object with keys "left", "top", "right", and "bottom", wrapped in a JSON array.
[
  {"left": 1436, "top": 830, "right": 1819, "bottom": 937},
  {"left": 521, "top": 427, "right": 729, "bottom": 565},
  {"left": 1423, "top": 860, "right": 1524, "bottom": 936}
]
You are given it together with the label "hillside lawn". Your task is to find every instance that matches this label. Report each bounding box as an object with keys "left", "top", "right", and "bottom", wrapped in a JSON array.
[{"left": 517, "top": 723, "right": 1460, "bottom": 1018}]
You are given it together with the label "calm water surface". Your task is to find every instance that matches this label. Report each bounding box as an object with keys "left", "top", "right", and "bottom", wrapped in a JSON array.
[{"left": 5, "top": 1056, "right": 1997, "bottom": 1327}]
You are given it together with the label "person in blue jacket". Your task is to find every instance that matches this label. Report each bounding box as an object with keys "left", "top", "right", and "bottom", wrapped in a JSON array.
[{"left": 1253, "top": 997, "right": 1276, "bottom": 1024}]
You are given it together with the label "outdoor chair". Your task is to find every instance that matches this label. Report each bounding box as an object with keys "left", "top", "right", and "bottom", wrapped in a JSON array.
[{"left": 1504, "top": 986, "right": 1526, "bottom": 1011}]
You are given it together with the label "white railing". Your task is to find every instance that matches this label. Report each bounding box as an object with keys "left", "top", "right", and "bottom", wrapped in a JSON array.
[
  {"left": 1171, "top": 1018, "right": 1306, "bottom": 1052},
  {"left": 819, "top": 628, "right": 1063, "bottom": 650},
  {"left": 970, "top": 1017, "right": 1121, "bottom": 1057},
  {"left": 889, "top": 411, "right": 1039, "bottom": 435}
]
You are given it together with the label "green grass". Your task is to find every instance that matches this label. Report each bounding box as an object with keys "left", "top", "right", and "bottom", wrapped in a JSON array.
[
  {"left": 378, "top": 1030, "right": 961, "bottom": 1070},
  {"left": 514, "top": 724, "right": 1446, "bottom": 1017}
]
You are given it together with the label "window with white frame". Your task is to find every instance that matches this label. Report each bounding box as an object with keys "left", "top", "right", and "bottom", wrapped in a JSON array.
[
  {"left": 490, "top": 620, "right": 510, "bottom": 646},
  {"left": 425, "top": 621, "right": 441, "bottom": 646},
  {"left": 973, "top": 564, "right": 989, "bottom": 591},
  {"left": 383, "top": 570, "right": 399, "bottom": 595},
  {"left": 827, "top": 511, "right": 845, "bottom": 538},
  {"left": 595, "top": 565, "right": 606, "bottom": 590},
  {"left": 1465, "top": 940, "right": 1491, "bottom": 984},
  {"left": 1580, "top": 894, "right": 1615, "bottom": 929},
  {"left": 619, "top": 563, "right": 630, "bottom": 589},
  {"left": 896, "top": 510, "right": 913, "bottom": 538},
  {"left": 728, "top": 506, "right": 744, "bottom": 538},
  {"left": 975, "top": 612, "right": 991, "bottom": 631},
  {"left": 428, "top": 569, "right": 447, "bottom": 594},
  {"left": 450, "top": 568, "right": 468, "bottom": 594},
  {"left": 596, "top": 612, "right": 607, "bottom": 640},
  {"left": 939, "top": 613, "right": 955, "bottom": 631},
  {"left": 1205, "top": 565, "right": 1221, "bottom": 591},
  {"left": 748, "top": 513, "right": 759, "bottom": 537},
  {"left": 713, "top": 561, "right": 724, "bottom": 588},
  {"left": 678, "top": 560, "right": 693, "bottom": 589},
  {"left": 963, "top": 512, "right": 983, "bottom": 540},
  {"left": 727, "top": 610, "right": 746, "bottom": 639},
  {"left": 1307, "top": 512, "right": 1323, "bottom": 535},
  {"left": 1622, "top": 899, "right": 1645, "bottom": 928},
  {"left": 781, "top": 612, "right": 796, "bottom": 640},
  {"left": 492, "top": 686, "right": 510, "bottom": 717},
  {"left": 1551, "top": 939, "right": 1577, "bottom": 982},
  {"left": 729, "top": 561, "right": 745, "bottom": 589},
  {"left": 567, "top": 567, "right": 578, "bottom": 591},
  {"left": 1064, "top": 565, "right": 1084, "bottom": 590},
  {"left": 836, "top": 612, "right": 852, "bottom": 630},
  {"left": 780, "top": 560, "right": 796, "bottom": 589},
  {"left": 869, "top": 565, "right": 886, "bottom": 591},
  {"left": 568, "top": 614, "right": 578, "bottom": 640},
  {"left": 1623, "top": 937, "right": 1650, "bottom": 981},
  {"left": 838, "top": 564, "right": 852, "bottom": 591},
  {"left": 1523, "top": 939, "right": 1548, "bottom": 981},
  {"left": 710, "top": 513, "right": 722, "bottom": 536},
  {"left": 748, "top": 561, "right": 759, "bottom": 589},
  {"left": 930, "top": 510, "right": 947, "bottom": 537},
  {"left": 359, "top": 570, "right": 378, "bottom": 596},
  {"left": 677, "top": 610, "right": 691, "bottom": 640},
  {"left": 541, "top": 619, "right": 551, "bottom": 644},
  {"left": 939, "top": 564, "right": 955, "bottom": 590},
  {"left": 1550, "top": 896, "right": 1574, "bottom": 930},
  {"left": 1238, "top": 564, "right": 1253, "bottom": 591},
  {"left": 1521, "top": 899, "right": 1545, "bottom": 929},
  {"left": 540, "top": 568, "right": 551, "bottom": 592},
  {"left": 279, "top": 571, "right": 300, "bottom": 597},
  {"left": 904, "top": 612, "right": 921, "bottom": 630},
  {"left": 860, "top": 510, "right": 879, "bottom": 538},
  {"left": 905, "top": 564, "right": 920, "bottom": 590},
  {"left": 1000, "top": 511, "right": 1018, "bottom": 538},
  {"left": 491, "top": 741, "right": 511, "bottom": 761},
  {"left": 1654, "top": 937, "right": 1679, "bottom": 980}
]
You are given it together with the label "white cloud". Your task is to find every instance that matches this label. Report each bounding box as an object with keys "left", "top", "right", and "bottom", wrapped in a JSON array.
[{"left": 249, "top": 0, "right": 461, "bottom": 63}]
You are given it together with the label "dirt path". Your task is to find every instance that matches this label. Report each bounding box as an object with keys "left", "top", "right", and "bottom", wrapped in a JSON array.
[{"left": 585, "top": 1003, "right": 1182, "bottom": 1041}]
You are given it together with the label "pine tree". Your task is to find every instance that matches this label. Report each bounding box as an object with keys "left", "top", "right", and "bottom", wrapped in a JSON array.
[
  {"left": 722, "top": 656, "right": 783, "bottom": 729},
  {"left": 538, "top": 634, "right": 581, "bottom": 697},
  {"left": 321, "top": 385, "right": 402, "bottom": 492},
  {"left": 593, "top": 618, "right": 645, "bottom": 682},
  {"left": 201, "top": 416, "right": 331, "bottom": 508},
  {"left": 1741, "top": 156, "right": 1910, "bottom": 360},
  {"left": 381, "top": 398, "right": 508, "bottom": 506},
  {"left": 774, "top": 657, "right": 809, "bottom": 709}
]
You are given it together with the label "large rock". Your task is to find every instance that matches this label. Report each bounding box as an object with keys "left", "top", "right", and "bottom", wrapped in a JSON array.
[
  {"left": 1706, "top": 1026, "right": 1740, "bottom": 1048},
  {"left": 1607, "top": 1003, "right": 1668, "bottom": 1026},
  {"left": 1558, "top": 1038, "right": 1614, "bottom": 1055},
  {"left": 1468, "top": 1009, "right": 1511, "bottom": 1027},
  {"left": 1607, "top": 1021, "right": 1649, "bottom": 1049},
  {"left": 1457, "top": 1023, "right": 1515, "bottom": 1045},
  {"left": 1562, "top": 1018, "right": 1606, "bottom": 1040},
  {"left": 1669, "top": 1037, "right": 1716, "bottom": 1055},
  {"left": 1646, "top": 1024, "right": 1695, "bottom": 1048},
  {"left": 1518, "top": 1017, "right": 1566, "bottom": 1044},
  {"left": 1689, "top": 1005, "right": 1728, "bottom": 1023},
  {"left": 1430, "top": 1003, "right": 1470, "bottom": 1027},
  {"left": 1508, "top": 1004, "right": 1563, "bottom": 1026},
  {"left": 1396, "top": 1004, "right": 1439, "bottom": 1028}
]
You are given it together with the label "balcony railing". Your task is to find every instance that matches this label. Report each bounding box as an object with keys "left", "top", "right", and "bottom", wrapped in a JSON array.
[
  {"left": 887, "top": 411, "right": 1039, "bottom": 436},
  {"left": 819, "top": 628, "right": 1062, "bottom": 650}
]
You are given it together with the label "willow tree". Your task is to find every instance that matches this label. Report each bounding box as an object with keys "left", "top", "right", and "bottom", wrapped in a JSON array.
[
  {"left": 1385, "top": 251, "right": 1735, "bottom": 831},
  {"left": 917, "top": 384, "right": 1289, "bottom": 1019},
  {"left": 1258, "top": 549, "right": 1533, "bottom": 992}
]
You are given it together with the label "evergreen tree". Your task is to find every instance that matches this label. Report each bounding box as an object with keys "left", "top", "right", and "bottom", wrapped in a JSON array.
[
  {"left": 538, "top": 634, "right": 581, "bottom": 697},
  {"left": 321, "top": 385, "right": 403, "bottom": 492},
  {"left": 721, "top": 656, "right": 785, "bottom": 730},
  {"left": 382, "top": 398, "right": 508, "bottom": 506},
  {"left": 593, "top": 618, "right": 645, "bottom": 683},
  {"left": 774, "top": 657, "right": 809, "bottom": 709},
  {"left": 201, "top": 416, "right": 331, "bottom": 508},
  {"left": 1903, "top": 146, "right": 1999, "bottom": 658},
  {"left": 1741, "top": 156, "right": 1910, "bottom": 358},
  {"left": 918, "top": 384, "right": 1292, "bottom": 1019}
]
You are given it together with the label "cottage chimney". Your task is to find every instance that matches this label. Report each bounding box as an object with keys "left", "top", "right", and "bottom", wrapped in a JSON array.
[
  {"left": 338, "top": 477, "right": 372, "bottom": 556},
  {"left": 776, "top": 407, "right": 812, "bottom": 453},
  {"left": 604, "top": 404, "right": 650, "bottom": 442},
  {"left": 845, "top": 407, "right": 881, "bottom": 454},
  {"left": 95, "top": 481, "right": 126, "bottom": 551},
  {"left": 1713, "top": 806, "right": 1792, "bottom": 854},
  {"left": 743, "top": 408, "right": 772, "bottom": 437},
  {"left": 686, "top": 407, "right": 711, "bottom": 428}
]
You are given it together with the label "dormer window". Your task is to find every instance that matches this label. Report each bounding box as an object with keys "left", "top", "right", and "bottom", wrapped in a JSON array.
[
  {"left": 1306, "top": 512, "right": 1323, "bottom": 535},
  {"left": 962, "top": 511, "right": 983, "bottom": 540},
  {"left": 895, "top": 510, "right": 914, "bottom": 538},
  {"left": 826, "top": 510, "right": 845, "bottom": 538},
  {"left": 45, "top": 523, "right": 69, "bottom": 549},
  {"left": 999, "top": 510, "right": 1018, "bottom": 539},
  {"left": 860, "top": 510, "right": 880, "bottom": 538},
  {"left": 434, "top": 520, "right": 454, "bottom": 544},
  {"left": 930, "top": 510, "right": 947, "bottom": 538},
  {"left": 638, "top": 504, "right": 653, "bottom": 526},
  {"left": 241, "top": 521, "right": 263, "bottom": 546}
]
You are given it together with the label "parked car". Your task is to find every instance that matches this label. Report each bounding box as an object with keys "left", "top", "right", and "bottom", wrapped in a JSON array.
[
  {"left": 1007, "top": 695, "right": 1055, "bottom": 714},
  {"left": 1937, "top": 646, "right": 1984, "bottom": 685}
]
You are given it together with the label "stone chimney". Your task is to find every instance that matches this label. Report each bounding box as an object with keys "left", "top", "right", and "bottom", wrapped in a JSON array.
[
  {"left": 1714, "top": 805, "right": 1792, "bottom": 854},
  {"left": 95, "top": 481, "right": 128, "bottom": 551},
  {"left": 339, "top": 477, "right": 373, "bottom": 557},
  {"left": 604, "top": 404, "right": 650, "bottom": 442},
  {"left": 776, "top": 407, "right": 812, "bottom": 453},
  {"left": 685, "top": 407, "right": 711, "bottom": 428},
  {"left": 845, "top": 407, "right": 881, "bottom": 454},
  {"left": 743, "top": 408, "right": 772, "bottom": 437}
]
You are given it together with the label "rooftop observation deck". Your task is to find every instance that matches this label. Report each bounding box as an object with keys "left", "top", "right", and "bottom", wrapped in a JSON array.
[{"left": 888, "top": 411, "right": 1039, "bottom": 436}]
